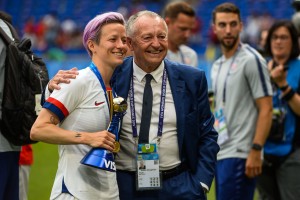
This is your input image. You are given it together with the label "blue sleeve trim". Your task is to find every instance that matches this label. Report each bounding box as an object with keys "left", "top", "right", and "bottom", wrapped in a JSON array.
[
  {"left": 246, "top": 47, "right": 269, "bottom": 96},
  {"left": 43, "top": 102, "right": 66, "bottom": 122}
]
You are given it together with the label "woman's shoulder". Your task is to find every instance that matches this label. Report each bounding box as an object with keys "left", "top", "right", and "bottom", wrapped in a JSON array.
[{"left": 62, "top": 67, "right": 95, "bottom": 89}]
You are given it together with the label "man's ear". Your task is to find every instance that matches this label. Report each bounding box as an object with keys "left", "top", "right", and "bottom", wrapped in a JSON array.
[
  {"left": 165, "top": 17, "right": 171, "bottom": 25},
  {"left": 212, "top": 24, "right": 217, "bottom": 34},
  {"left": 126, "top": 37, "right": 134, "bottom": 51},
  {"left": 240, "top": 21, "right": 243, "bottom": 32}
]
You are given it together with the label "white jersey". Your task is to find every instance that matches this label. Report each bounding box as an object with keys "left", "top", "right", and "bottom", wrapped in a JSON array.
[
  {"left": 43, "top": 67, "right": 119, "bottom": 200},
  {"left": 167, "top": 45, "right": 198, "bottom": 67},
  {"left": 211, "top": 43, "right": 272, "bottom": 160}
]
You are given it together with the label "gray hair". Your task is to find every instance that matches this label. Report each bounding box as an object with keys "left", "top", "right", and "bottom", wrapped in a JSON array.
[{"left": 126, "top": 10, "right": 167, "bottom": 38}]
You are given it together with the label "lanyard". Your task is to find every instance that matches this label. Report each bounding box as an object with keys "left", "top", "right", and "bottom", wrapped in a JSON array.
[
  {"left": 129, "top": 68, "right": 167, "bottom": 141},
  {"left": 214, "top": 46, "right": 240, "bottom": 107},
  {"left": 89, "top": 62, "right": 110, "bottom": 112}
]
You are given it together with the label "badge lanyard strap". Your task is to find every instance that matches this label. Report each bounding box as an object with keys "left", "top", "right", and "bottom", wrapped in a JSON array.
[
  {"left": 130, "top": 68, "right": 167, "bottom": 144},
  {"left": 89, "top": 62, "right": 111, "bottom": 112},
  {"left": 214, "top": 46, "right": 240, "bottom": 108}
]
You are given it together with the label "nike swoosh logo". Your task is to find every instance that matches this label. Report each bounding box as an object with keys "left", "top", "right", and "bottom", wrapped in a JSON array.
[{"left": 95, "top": 101, "right": 105, "bottom": 106}]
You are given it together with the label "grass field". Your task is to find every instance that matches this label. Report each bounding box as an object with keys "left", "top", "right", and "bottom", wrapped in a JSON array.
[
  {"left": 28, "top": 142, "right": 257, "bottom": 200},
  {"left": 28, "top": 143, "right": 58, "bottom": 200}
]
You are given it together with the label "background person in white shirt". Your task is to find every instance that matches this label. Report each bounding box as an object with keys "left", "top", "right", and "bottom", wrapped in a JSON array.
[
  {"left": 163, "top": 1, "right": 199, "bottom": 67},
  {"left": 211, "top": 3, "right": 272, "bottom": 200}
]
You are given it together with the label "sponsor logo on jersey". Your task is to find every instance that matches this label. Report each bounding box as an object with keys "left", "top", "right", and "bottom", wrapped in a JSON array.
[{"left": 95, "top": 101, "right": 105, "bottom": 106}]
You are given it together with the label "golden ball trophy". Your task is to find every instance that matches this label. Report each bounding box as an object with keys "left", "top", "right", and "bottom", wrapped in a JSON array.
[{"left": 80, "top": 97, "right": 127, "bottom": 171}]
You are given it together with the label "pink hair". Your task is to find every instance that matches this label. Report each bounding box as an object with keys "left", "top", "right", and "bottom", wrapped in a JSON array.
[{"left": 82, "top": 12, "right": 125, "bottom": 57}]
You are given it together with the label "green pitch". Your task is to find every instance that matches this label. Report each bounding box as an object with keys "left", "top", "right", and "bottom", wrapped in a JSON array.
[{"left": 28, "top": 142, "right": 58, "bottom": 200}]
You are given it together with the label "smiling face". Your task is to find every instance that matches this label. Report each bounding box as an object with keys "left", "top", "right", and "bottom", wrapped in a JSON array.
[
  {"left": 127, "top": 15, "right": 168, "bottom": 72},
  {"left": 89, "top": 23, "right": 127, "bottom": 69},
  {"left": 213, "top": 12, "right": 242, "bottom": 52},
  {"left": 270, "top": 26, "right": 292, "bottom": 61}
]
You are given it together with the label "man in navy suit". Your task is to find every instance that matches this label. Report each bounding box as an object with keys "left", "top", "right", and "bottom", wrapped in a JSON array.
[
  {"left": 110, "top": 11, "right": 218, "bottom": 200},
  {"left": 47, "top": 10, "right": 219, "bottom": 200}
]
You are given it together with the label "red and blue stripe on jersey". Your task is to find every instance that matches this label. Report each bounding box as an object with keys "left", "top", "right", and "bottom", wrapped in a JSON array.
[{"left": 43, "top": 97, "right": 69, "bottom": 122}]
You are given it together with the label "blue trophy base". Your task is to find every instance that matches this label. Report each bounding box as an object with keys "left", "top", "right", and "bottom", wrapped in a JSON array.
[{"left": 80, "top": 148, "right": 116, "bottom": 172}]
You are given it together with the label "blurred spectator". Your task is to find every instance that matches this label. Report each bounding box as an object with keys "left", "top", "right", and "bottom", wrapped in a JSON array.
[
  {"left": 259, "top": 12, "right": 274, "bottom": 32},
  {"left": 35, "top": 17, "right": 47, "bottom": 51},
  {"left": 23, "top": 17, "right": 37, "bottom": 48},
  {"left": 292, "top": 0, "right": 300, "bottom": 35},
  {"left": 57, "top": 18, "right": 77, "bottom": 50},
  {"left": 43, "top": 12, "right": 60, "bottom": 48},
  {"left": 256, "top": 29, "right": 269, "bottom": 58},
  {"left": 129, "top": 0, "right": 146, "bottom": 16},
  {"left": 66, "top": 29, "right": 83, "bottom": 50},
  {"left": 242, "top": 11, "right": 274, "bottom": 48},
  {"left": 23, "top": 17, "right": 35, "bottom": 34},
  {"left": 257, "top": 20, "right": 300, "bottom": 200},
  {"left": 243, "top": 11, "right": 261, "bottom": 46},
  {"left": 163, "top": 1, "right": 199, "bottom": 67},
  {"left": 61, "top": 18, "right": 76, "bottom": 36},
  {"left": 292, "top": 12, "right": 300, "bottom": 35},
  {"left": 117, "top": 5, "right": 130, "bottom": 20}
]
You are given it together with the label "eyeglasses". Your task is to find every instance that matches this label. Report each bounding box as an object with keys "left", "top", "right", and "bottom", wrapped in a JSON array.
[{"left": 271, "top": 35, "right": 290, "bottom": 41}]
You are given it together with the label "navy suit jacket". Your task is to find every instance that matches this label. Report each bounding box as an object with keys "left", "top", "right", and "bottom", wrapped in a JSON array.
[{"left": 111, "top": 56, "right": 219, "bottom": 188}]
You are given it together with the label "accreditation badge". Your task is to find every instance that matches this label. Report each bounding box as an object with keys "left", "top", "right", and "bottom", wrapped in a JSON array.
[
  {"left": 136, "top": 143, "right": 162, "bottom": 190},
  {"left": 214, "top": 108, "right": 229, "bottom": 145}
]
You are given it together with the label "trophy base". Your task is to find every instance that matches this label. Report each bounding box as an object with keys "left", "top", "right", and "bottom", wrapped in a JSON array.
[{"left": 80, "top": 148, "right": 116, "bottom": 172}]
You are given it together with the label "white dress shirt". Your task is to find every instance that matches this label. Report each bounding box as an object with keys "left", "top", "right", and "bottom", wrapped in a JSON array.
[{"left": 115, "top": 60, "right": 181, "bottom": 171}]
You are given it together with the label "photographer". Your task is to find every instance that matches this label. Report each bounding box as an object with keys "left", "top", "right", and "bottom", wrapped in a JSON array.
[{"left": 257, "top": 20, "right": 300, "bottom": 200}]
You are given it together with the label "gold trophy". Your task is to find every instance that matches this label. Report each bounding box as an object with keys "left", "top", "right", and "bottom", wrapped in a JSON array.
[
  {"left": 80, "top": 97, "right": 127, "bottom": 171},
  {"left": 109, "top": 97, "right": 127, "bottom": 152}
]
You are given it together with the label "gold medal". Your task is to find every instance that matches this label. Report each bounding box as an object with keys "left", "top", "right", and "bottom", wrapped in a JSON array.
[{"left": 113, "top": 141, "right": 120, "bottom": 153}]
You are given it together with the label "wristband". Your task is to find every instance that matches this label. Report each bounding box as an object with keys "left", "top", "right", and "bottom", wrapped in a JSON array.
[
  {"left": 279, "top": 84, "right": 289, "bottom": 91},
  {"left": 282, "top": 89, "right": 295, "bottom": 101},
  {"left": 251, "top": 143, "right": 262, "bottom": 151}
]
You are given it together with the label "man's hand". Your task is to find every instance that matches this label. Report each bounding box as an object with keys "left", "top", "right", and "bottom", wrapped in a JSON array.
[
  {"left": 48, "top": 67, "right": 79, "bottom": 92},
  {"left": 245, "top": 149, "right": 262, "bottom": 178}
]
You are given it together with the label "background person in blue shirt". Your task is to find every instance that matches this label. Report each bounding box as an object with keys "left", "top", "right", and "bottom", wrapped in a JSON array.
[{"left": 257, "top": 20, "right": 300, "bottom": 200}]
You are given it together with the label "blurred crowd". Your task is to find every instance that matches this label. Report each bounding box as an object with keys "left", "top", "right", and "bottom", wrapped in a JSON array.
[
  {"left": 15, "top": 0, "right": 283, "bottom": 62},
  {"left": 22, "top": 13, "right": 82, "bottom": 52}
]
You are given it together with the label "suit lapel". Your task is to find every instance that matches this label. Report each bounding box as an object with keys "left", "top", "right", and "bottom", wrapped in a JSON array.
[
  {"left": 113, "top": 57, "right": 133, "bottom": 99},
  {"left": 165, "top": 61, "right": 186, "bottom": 156}
]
